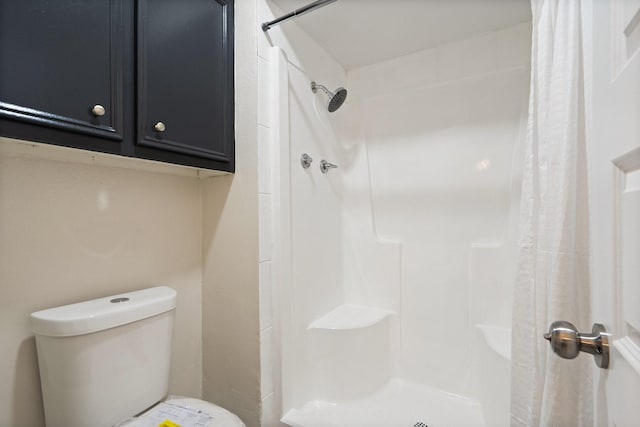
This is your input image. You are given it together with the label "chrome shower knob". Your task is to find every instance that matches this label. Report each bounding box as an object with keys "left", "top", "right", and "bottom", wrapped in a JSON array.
[
  {"left": 154, "top": 121, "right": 166, "bottom": 132},
  {"left": 300, "top": 153, "right": 313, "bottom": 169},
  {"left": 91, "top": 104, "right": 106, "bottom": 117},
  {"left": 320, "top": 159, "right": 338, "bottom": 173}
]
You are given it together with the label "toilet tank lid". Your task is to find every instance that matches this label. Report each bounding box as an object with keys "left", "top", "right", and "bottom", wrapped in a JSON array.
[{"left": 30, "top": 286, "right": 177, "bottom": 337}]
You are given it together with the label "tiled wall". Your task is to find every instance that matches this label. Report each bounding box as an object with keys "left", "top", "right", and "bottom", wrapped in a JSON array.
[
  {"left": 256, "top": 2, "right": 278, "bottom": 424},
  {"left": 257, "top": 50, "right": 279, "bottom": 427}
]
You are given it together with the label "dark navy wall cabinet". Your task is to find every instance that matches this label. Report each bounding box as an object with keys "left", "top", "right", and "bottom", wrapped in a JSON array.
[
  {"left": 0, "top": 0, "right": 235, "bottom": 172},
  {"left": 137, "top": 0, "right": 234, "bottom": 168},
  {"left": 0, "top": 0, "right": 129, "bottom": 154}
]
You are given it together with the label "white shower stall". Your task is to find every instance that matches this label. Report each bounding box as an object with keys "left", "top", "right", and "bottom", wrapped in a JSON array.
[{"left": 261, "top": 2, "right": 532, "bottom": 425}]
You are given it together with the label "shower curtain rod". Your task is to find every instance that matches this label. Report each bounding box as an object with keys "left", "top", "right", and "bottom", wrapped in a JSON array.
[{"left": 261, "top": 0, "right": 338, "bottom": 31}]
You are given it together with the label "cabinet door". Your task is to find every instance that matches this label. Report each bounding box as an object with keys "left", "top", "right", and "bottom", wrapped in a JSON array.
[
  {"left": 136, "top": 0, "right": 234, "bottom": 171},
  {"left": 0, "top": 0, "right": 126, "bottom": 145}
]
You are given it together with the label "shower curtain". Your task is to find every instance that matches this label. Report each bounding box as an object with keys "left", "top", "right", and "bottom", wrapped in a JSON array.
[{"left": 511, "top": 0, "right": 592, "bottom": 426}]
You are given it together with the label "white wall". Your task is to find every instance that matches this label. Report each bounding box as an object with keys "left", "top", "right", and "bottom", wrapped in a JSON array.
[
  {"left": 350, "top": 22, "right": 531, "bottom": 395},
  {"left": 263, "top": 13, "right": 531, "bottom": 423},
  {"left": 0, "top": 140, "right": 203, "bottom": 427}
]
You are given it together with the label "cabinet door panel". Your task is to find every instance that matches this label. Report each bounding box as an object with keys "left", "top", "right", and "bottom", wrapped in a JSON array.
[
  {"left": 0, "top": 0, "right": 125, "bottom": 141},
  {"left": 137, "top": 0, "right": 233, "bottom": 164}
]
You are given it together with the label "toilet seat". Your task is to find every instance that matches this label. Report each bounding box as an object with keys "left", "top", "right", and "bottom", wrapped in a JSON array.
[{"left": 118, "top": 396, "right": 246, "bottom": 427}]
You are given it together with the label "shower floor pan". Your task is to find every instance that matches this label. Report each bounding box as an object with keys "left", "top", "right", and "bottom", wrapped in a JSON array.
[{"left": 282, "top": 378, "right": 485, "bottom": 427}]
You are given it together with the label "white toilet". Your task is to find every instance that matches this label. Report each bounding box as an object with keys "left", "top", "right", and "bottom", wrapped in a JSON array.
[{"left": 30, "top": 286, "right": 245, "bottom": 427}]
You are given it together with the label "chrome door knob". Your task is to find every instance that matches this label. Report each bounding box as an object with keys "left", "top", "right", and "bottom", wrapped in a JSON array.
[
  {"left": 544, "top": 321, "right": 610, "bottom": 369},
  {"left": 154, "top": 121, "right": 166, "bottom": 132},
  {"left": 91, "top": 104, "right": 106, "bottom": 117}
]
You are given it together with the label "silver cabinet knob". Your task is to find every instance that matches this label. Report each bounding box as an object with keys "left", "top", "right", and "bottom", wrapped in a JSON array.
[
  {"left": 544, "top": 321, "right": 610, "bottom": 369},
  {"left": 154, "top": 122, "right": 166, "bottom": 132},
  {"left": 92, "top": 105, "right": 106, "bottom": 117}
]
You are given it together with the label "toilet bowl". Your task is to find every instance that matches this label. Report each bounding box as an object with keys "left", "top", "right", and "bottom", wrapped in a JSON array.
[{"left": 30, "top": 286, "right": 245, "bottom": 427}]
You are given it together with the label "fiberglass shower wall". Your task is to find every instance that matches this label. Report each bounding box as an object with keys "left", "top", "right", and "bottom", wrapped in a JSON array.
[
  {"left": 264, "top": 3, "right": 531, "bottom": 421},
  {"left": 348, "top": 22, "right": 531, "bottom": 395}
]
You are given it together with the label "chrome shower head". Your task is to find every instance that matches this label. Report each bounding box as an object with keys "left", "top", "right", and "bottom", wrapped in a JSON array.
[{"left": 311, "top": 81, "right": 347, "bottom": 112}]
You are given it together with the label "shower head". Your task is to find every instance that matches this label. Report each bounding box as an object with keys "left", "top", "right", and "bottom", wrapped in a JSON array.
[{"left": 311, "top": 81, "right": 347, "bottom": 112}]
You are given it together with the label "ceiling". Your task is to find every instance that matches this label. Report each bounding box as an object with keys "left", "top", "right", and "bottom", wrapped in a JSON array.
[{"left": 269, "top": 0, "right": 532, "bottom": 70}]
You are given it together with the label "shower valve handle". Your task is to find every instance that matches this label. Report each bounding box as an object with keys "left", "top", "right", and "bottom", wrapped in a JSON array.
[
  {"left": 300, "top": 153, "right": 313, "bottom": 169},
  {"left": 320, "top": 160, "right": 338, "bottom": 173},
  {"left": 543, "top": 321, "right": 609, "bottom": 369}
]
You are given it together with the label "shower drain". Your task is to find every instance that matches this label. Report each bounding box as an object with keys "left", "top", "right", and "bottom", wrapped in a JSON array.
[{"left": 413, "top": 423, "right": 429, "bottom": 427}]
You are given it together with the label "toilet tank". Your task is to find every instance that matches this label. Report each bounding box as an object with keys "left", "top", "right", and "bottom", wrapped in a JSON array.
[{"left": 30, "top": 286, "right": 177, "bottom": 427}]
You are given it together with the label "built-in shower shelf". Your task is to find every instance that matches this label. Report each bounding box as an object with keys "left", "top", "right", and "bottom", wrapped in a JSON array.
[
  {"left": 308, "top": 304, "right": 396, "bottom": 330},
  {"left": 475, "top": 323, "right": 512, "bottom": 360}
]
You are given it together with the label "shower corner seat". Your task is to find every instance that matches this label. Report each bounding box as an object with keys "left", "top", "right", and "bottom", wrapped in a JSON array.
[{"left": 307, "top": 304, "right": 396, "bottom": 330}]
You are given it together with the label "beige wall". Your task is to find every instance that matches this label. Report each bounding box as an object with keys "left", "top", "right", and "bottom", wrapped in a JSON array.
[
  {"left": 201, "top": 0, "right": 261, "bottom": 426},
  {"left": 0, "top": 1, "right": 262, "bottom": 426},
  {"left": 0, "top": 140, "right": 204, "bottom": 427}
]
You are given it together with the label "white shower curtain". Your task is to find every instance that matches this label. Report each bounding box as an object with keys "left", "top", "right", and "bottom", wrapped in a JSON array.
[{"left": 511, "top": 0, "right": 592, "bottom": 426}]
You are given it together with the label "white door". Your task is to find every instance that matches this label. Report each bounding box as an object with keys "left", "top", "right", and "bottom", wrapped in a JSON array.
[{"left": 589, "top": 0, "right": 640, "bottom": 425}]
